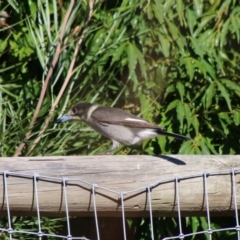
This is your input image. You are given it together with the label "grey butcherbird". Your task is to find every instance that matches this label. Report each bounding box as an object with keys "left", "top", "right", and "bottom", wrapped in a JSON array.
[{"left": 55, "top": 102, "right": 191, "bottom": 154}]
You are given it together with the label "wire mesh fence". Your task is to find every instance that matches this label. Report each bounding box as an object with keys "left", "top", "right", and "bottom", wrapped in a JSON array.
[{"left": 0, "top": 166, "right": 239, "bottom": 240}]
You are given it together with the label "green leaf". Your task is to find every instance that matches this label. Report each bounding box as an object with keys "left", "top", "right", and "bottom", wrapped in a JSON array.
[
  {"left": 216, "top": 81, "right": 232, "bottom": 111},
  {"left": 193, "top": 0, "right": 203, "bottom": 16},
  {"left": 194, "top": 59, "right": 207, "bottom": 79},
  {"left": 176, "top": 102, "right": 185, "bottom": 129},
  {"left": 166, "top": 20, "right": 179, "bottom": 40},
  {"left": 157, "top": 136, "right": 167, "bottom": 153},
  {"left": 200, "top": 217, "right": 209, "bottom": 239},
  {"left": 193, "top": 14, "right": 216, "bottom": 37},
  {"left": 191, "top": 37, "right": 204, "bottom": 58},
  {"left": 220, "top": 18, "right": 230, "bottom": 48},
  {"left": 179, "top": 140, "right": 192, "bottom": 154},
  {"left": 219, "top": 119, "right": 229, "bottom": 135},
  {"left": 192, "top": 115, "right": 199, "bottom": 133},
  {"left": 127, "top": 42, "right": 137, "bottom": 78},
  {"left": 177, "top": 0, "right": 184, "bottom": 26},
  {"left": 200, "top": 138, "right": 210, "bottom": 154},
  {"left": 91, "top": 28, "right": 106, "bottom": 51},
  {"left": 186, "top": 9, "right": 197, "bottom": 35},
  {"left": 152, "top": 1, "right": 164, "bottom": 24},
  {"left": 159, "top": 35, "right": 170, "bottom": 57},
  {"left": 205, "top": 0, "right": 221, "bottom": 14},
  {"left": 205, "top": 138, "right": 218, "bottom": 154},
  {"left": 184, "top": 103, "right": 192, "bottom": 128},
  {"left": 165, "top": 100, "right": 180, "bottom": 113},
  {"left": 220, "top": 79, "right": 240, "bottom": 93},
  {"left": 219, "top": 112, "right": 231, "bottom": 124},
  {"left": 135, "top": 47, "right": 147, "bottom": 78},
  {"left": 111, "top": 43, "right": 126, "bottom": 66},
  {"left": 176, "top": 81, "right": 185, "bottom": 101},
  {"left": 164, "top": 84, "right": 176, "bottom": 99},
  {"left": 185, "top": 57, "right": 195, "bottom": 81},
  {"left": 0, "top": 40, "right": 8, "bottom": 54},
  {"left": 190, "top": 217, "right": 199, "bottom": 240},
  {"left": 203, "top": 82, "right": 215, "bottom": 109},
  {"left": 192, "top": 145, "right": 200, "bottom": 154},
  {"left": 233, "top": 110, "right": 240, "bottom": 126},
  {"left": 231, "top": 10, "right": 240, "bottom": 42},
  {"left": 163, "top": 0, "right": 174, "bottom": 12},
  {"left": 192, "top": 85, "right": 207, "bottom": 102},
  {"left": 201, "top": 59, "right": 216, "bottom": 79}
]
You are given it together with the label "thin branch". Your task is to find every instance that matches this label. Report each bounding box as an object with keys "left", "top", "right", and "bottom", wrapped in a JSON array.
[
  {"left": 26, "top": 1, "right": 95, "bottom": 155},
  {"left": 14, "top": 0, "right": 75, "bottom": 156}
]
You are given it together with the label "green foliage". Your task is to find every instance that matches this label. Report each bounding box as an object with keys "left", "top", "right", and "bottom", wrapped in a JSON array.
[
  {"left": 0, "top": 216, "right": 65, "bottom": 239},
  {"left": 1, "top": 0, "right": 240, "bottom": 239},
  {"left": 127, "top": 216, "right": 237, "bottom": 239},
  {"left": 2, "top": 0, "right": 240, "bottom": 156}
]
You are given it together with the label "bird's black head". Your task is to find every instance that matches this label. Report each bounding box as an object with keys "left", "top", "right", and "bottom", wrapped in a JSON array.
[{"left": 55, "top": 102, "right": 94, "bottom": 124}]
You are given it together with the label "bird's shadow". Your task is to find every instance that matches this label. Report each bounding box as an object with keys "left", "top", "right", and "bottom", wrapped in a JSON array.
[{"left": 153, "top": 155, "right": 186, "bottom": 165}]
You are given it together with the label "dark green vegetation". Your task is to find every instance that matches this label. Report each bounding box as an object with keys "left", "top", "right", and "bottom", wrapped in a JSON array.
[{"left": 1, "top": 0, "right": 240, "bottom": 239}]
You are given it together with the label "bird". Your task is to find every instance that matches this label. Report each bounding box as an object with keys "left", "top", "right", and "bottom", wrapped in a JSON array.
[{"left": 55, "top": 102, "right": 191, "bottom": 154}]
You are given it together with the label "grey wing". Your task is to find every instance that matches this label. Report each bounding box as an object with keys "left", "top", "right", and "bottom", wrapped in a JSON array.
[{"left": 91, "top": 106, "right": 165, "bottom": 130}]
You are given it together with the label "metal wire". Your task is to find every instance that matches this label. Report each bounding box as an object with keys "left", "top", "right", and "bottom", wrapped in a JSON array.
[
  {"left": 3, "top": 171, "right": 12, "bottom": 240},
  {"left": 0, "top": 168, "right": 239, "bottom": 239},
  {"left": 147, "top": 185, "right": 154, "bottom": 240},
  {"left": 120, "top": 191, "right": 127, "bottom": 240},
  {"left": 33, "top": 173, "right": 42, "bottom": 239},
  {"left": 203, "top": 171, "right": 212, "bottom": 240},
  {"left": 175, "top": 176, "right": 184, "bottom": 240},
  {"left": 231, "top": 168, "right": 240, "bottom": 240},
  {"left": 62, "top": 177, "right": 72, "bottom": 239},
  {"left": 92, "top": 183, "right": 100, "bottom": 240}
]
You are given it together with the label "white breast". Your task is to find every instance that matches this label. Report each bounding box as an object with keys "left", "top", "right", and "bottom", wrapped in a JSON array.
[{"left": 85, "top": 119, "right": 159, "bottom": 146}]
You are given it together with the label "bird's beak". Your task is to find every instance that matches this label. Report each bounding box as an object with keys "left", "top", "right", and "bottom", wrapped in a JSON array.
[{"left": 55, "top": 114, "right": 72, "bottom": 124}]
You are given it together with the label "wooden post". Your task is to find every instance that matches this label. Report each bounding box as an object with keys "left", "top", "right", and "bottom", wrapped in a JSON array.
[{"left": 0, "top": 155, "right": 239, "bottom": 217}]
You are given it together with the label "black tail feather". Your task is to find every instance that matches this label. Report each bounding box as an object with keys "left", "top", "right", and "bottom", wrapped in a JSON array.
[{"left": 157, "top": 129, "right": 192, "bottom": 141}]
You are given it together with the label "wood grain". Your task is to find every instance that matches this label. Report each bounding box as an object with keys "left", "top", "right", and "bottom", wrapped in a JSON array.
[{"left": 0, "top": 155, "right": 239, "bottom": 217}]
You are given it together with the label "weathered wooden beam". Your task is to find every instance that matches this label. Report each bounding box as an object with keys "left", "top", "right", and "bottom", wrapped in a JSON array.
[{"left": 0, "top": 155, "right": 239, "bottom": 217}]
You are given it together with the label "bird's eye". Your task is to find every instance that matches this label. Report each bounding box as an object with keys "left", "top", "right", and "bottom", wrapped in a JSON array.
[{"left": 72, "top": 108, "right": 77, "bottom": 114}]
